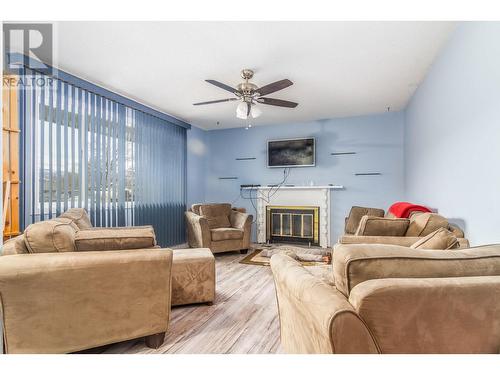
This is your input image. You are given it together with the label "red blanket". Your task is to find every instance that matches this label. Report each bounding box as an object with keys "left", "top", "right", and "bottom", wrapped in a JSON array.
[{"left": 388, "top": 202, "right": 431, "bottom": 218}]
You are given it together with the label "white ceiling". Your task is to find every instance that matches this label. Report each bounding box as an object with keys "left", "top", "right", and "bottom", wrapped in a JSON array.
[{"left": 51, "top": 21, "right": 456, "bottom": 130}]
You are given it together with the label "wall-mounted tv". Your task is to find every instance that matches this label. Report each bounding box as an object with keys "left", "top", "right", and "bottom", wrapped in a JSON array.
[{"left": 267, "top": 138, "right": 315, "bottom": 168}]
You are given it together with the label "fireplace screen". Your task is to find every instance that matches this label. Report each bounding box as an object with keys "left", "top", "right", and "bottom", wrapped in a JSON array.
[{"left": 266, "top": 206, "right": 319, "bottom": 246}]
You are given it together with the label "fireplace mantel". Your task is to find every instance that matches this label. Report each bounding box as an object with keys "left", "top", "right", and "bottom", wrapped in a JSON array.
[
  {"left": 245, "top": 185, "right": 342, "bottom": 248},
  {"left": 242, "top": 185, "right": 343, "bottom": 191}
]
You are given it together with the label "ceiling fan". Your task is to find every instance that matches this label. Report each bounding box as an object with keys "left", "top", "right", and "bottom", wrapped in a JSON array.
[{"left": 193, "top": 69, "right": 298, "bottom": 120}]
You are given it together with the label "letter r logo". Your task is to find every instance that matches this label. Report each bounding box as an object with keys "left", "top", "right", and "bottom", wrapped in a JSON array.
[{"left": 3, "top": 23, "right": 53, "bottom": 74}]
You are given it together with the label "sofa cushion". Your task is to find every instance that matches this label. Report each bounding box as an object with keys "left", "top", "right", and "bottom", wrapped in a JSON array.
[
  {"left": 74, "top": 226, "right": 157, "bottom": 251},
  {"left": 211, "top": 228, "right": 244, "bottom": 241},
  {"left": 59, "top": 208, "right": 93, "bottom": 230},
  {"left": 205, "top": 216, "right": 231, "bottom": 229},
  {"left": 333, "top": 243, "right": 500, "bottom": 296},
  {"left": 199, "top": 203, "right": 232, "bottom": 217},
  {"left": 345, "top": 206, "right": 385, "bottom": 234},
  {"left": 230, "top": 210, "right": 251, "bottom": 229},
  {"left": 199, "top": 203, "right": 232, "bottom": 229},
  {"left": 410, "top": 228, "right": 459, "bottom": 250},
  {"left": 355, "top": 216, "right": 409, "bottom": 236},
  {"left": 405, "top": 212, "right": 448, "bottom": 237},
  {"left": 24, "top": 218, "right": 78, "bottom": 253},
  {"left": 2, "top": 235, "right": 29, "bottom": 255}
]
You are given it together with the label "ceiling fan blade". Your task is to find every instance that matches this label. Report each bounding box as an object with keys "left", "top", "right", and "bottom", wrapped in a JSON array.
[
  {"left": 205, "top": 80, "right": 238, "bottom": 94},
  {"left": 257, "top": 97, "right": 298, "bottom": 108},
  {"left": 256, "top": 79, "right": 293, "bottom": 96},
  {"left": 193, "top": 98, "right": 237, "bottom": 106},
  {"left": 247, "top": 102, "right": 251, "bottom": 117}
]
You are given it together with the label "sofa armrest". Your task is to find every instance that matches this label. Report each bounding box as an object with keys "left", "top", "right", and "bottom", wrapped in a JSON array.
[
  {"left": 270, "top": 254, "right": 378, "bottom": 354},
  {"left": 0, "top": 249, "right": 172, "bottom": 353},
  {"left": 339, "top": 235, "right": 421, "bottom": 247},
  {"left": 230, "top": 211, "right": 253, "bottom": 249},
  {"left": 338, "top": 235, "right": 469, "bottom": 249},
  {"left": 74, "top": 226, "right": 157, "bottom": 251},
  {"left": 448, "top": 223, "right": 465, "bottom": 238},
  {"left": 185, "top": 211, "right": 211, "bottom": 248},
  {"left": 80, "top": 225, "right": 153, "bottom": 231}
]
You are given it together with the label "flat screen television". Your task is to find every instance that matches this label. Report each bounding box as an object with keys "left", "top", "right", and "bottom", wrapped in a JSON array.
[{"left": 267, "top": 138, "right": 315, "bottom": 168}]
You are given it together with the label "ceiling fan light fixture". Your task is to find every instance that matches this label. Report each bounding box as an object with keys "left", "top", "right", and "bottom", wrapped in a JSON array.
[
  {"left": 250, "top": 105, "right": 262, "bottom": 119},
  {"left": 236, "top": 101, "right": 248, "bottom": 119}
]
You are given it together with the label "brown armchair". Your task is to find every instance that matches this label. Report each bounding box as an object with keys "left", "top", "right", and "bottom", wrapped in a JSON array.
[
  {"left": 0, "top": 208, "right": 172, "bottom": 353},
  {"left": 186, "top": 203, "right": 252, "bottom": 254},
  {"left": 271, "top": 243, "right": 500, "bottom": 353}
]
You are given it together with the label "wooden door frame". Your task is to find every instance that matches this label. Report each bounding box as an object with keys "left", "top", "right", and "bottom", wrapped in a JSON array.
[{"left": 2, "top": 74, "right": 21, "bottom": 239}]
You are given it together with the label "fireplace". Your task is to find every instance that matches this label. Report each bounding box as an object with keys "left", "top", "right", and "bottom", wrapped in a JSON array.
[
  {"left": 266, "top": 205, "right": 319, "bottom": 246},
  {"left": 249, "top": 185, "right": 337, "bottom": 248}
]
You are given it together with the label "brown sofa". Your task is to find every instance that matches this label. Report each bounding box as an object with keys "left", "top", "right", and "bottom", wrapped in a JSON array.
[
  {"left": 185, "top": 203, "right": 252, "bottom": 254},
  {"left": 271, "top": 243, "right": 500, "bottom": 353},
  {"left": 339, "top": 206, "right": 469, "bottom": 248},
  {"left": 0, "top": 208, "right": 172, "bottom": 354}
]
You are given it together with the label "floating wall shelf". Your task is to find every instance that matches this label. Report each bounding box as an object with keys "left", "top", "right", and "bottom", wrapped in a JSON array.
[{"left": 330, "top": 152, "right": 357, "bottom": 156}]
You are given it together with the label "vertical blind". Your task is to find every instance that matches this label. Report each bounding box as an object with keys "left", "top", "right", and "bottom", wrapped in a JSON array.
[{"left": 20, "top": 68, "right": 187, "bottom": 246}]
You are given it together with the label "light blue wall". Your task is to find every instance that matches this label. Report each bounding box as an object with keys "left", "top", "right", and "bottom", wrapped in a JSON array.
[
  {"left": 204, "top": 112, "right": 405, "bottom": 242},
  {"left": 187, "top": 22, "right": 498, "bottom": 247},
  {"left": 405, "top": 22, "right": 500, "bottom": 246},
  {"left": 186, "top": 125, "right": 209, "bottom": 207}
]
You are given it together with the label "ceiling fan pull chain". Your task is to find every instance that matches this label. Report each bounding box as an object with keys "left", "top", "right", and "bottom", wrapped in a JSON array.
[{"left": 245, "top": 117, "right": 252, "bottom": 130}]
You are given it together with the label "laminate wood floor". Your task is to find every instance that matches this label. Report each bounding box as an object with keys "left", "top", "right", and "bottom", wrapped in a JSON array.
[{"left": 100, "top": 252, "right": 282, "bottom": 354}]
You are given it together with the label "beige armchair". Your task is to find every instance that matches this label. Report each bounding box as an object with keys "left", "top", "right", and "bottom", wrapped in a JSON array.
[
  {"left": 271, "top": 243, "right": 500, "bottom": 353},
  {"left": 185, "top": 203, "right": 252, "bottom": 254},
  {"left": 0, "top": 208, "right": 172, "bottom": 354},
  {"left": 340, "top": 206, "right": 469, "bottom": 248}
]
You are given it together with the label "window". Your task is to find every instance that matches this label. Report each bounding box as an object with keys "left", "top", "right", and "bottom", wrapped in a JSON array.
[{"left": 20, "top": 68, "right": 187, "bottom": 246}]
